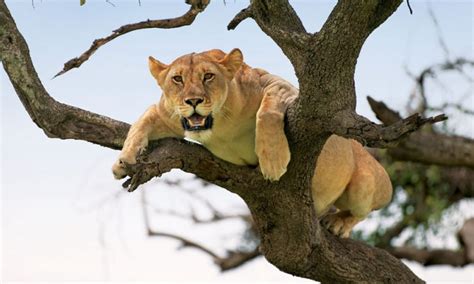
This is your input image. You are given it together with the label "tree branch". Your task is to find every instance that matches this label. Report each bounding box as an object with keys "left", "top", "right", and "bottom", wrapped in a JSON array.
[
  {"left": 330, "top": 109, "right": 447, "bottom": 148},
  {"left": 123, "top": 139, "right": 265, "bottom": 194},
  {"left": 54, "top": 0, "right": 210, "bottom": 78},
  {"left": 227, "top": 7, "right": 252, "bottom": 30},
  {"left": 381, "top": 220, "right": 474, "bottom": 267},
  {"left": 239, "top": 0, "right": 311, "bottom": 67},
  {"left": 216, "top": 249, "right": 261, "bottom": 272},
  {"left": 387, "top": 247, "right": 469, "bottom": 267},
  {"left": 0, "top": 1, "right": 129, "bottom": 149},
  {"left": 315, "top": 1, "right": 403, "bottom": 63},
  {"left": 141, "top": 190, "right": 261, "bottom": 272},
  {"left": 369, "top": 96, "right": 474, "bottom": 168},
  {"left": 405, "top": 58, "right": 474, "bottom": 115}
]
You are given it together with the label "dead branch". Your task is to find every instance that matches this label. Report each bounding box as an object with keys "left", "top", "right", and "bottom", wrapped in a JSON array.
[
  {"left": 368, "top": 97, "right": 474, "bottom": 168},
  {"left": 227, "top": 7, "right": 252, "bottom": 30},
  {"left": 149, "top": 230, "right": 261, "bottom": 272},
  {"left": 388, "top": 247, "right": 468, "bottom": 267},
  {"left": 406, "top": 58, "right": 474, "bottom": 115},
  {"left": 54, "top": 0, "right": 210, "bottom": 78},
  {"left": 141, "top": 189, "right": 260, "bottom": 272},
  {"left": 384, "top": 219, "right": 474, "bottom": 267},
  {"left": 331, "top": 110, "right": 447, "bottom": 148}
]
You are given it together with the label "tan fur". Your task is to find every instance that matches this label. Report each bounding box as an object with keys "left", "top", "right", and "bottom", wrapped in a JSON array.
[{"left": 112, "top": 49, "right": 393, "bottom": 238}]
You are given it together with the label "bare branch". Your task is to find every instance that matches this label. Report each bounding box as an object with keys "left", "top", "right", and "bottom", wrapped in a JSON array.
[
  {"left": 428, "top": 103, "right": 474, "bottom": 116},
  {"left": 331, "top": 107, "right": 446, "bottom": 148},
  {"left": 227, "top": 7, "right": 252, "bottom": 30},
  {"left": 427, "top": 4, "right": 450, "bottom": 59},
  {"left": 54, "top": 0, "right": 210, "bottom": 78},
  {"left": 0, "top": 2, "right": 129, "bottom": 149},
  {"left": 388, "top": 247, "right": 468, "bottom": 267},
  {"left": 141, "top": 190, "right": 260, "bottom": 271},
  {"left": 405, "top": 58, "right": 474, "bottom": 115},
  {"left": 233, "top": 0, "right": 310, "bottom": 67},
  {"left": 217, "top": 249, "right": 261, "bottom": 271},
  {"left": 369, "top": 97, "right": 474, "bottom": 168},
  {"left": 383, "top": 219, "right": 474, "bottom": 267},
  {"left": 150, "top": 231, "right": 221, "bottom": 259}
]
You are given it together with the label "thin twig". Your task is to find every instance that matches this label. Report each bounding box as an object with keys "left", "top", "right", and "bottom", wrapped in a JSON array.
[
  {"left": 427, "top": 3, "right": 450, "bottom": 59},
  {"left": 149, "top": 231, "right": 221, "bottom": 259},
  {"left": 428, "top": 103, "right": 474, "bottom": 116},
  {"left": 54, "top": 0, "right": 210, "bottom": 78},
  {"left": 406, "top": 0, "right": 413, "bottom": 15},
  {"left": 227, "top": 7, "right": 252, "bottom": 30},
  {"left": 105, "top": 0, "right": 116, "bottom": 7},
  {"left": 141, "top": 188, "right": 259, "bottom": 271}
]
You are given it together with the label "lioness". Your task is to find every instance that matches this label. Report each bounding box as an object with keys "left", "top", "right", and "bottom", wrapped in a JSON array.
[{"left": 112, "top": 49, "right": 392, "bottom": 238}]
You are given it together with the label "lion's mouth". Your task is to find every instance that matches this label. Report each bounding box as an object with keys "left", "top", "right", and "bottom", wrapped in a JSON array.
[{"left": 181, "top": 113, "right": 213, "bottom": 131}]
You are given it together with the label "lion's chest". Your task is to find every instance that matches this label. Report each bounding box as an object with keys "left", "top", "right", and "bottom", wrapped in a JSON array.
[
  {"left": 206, "top": 132, "right": 258, "bottom": 166},
  {"left": 185, "top": 118, "right": 258, "bottom": 166}
]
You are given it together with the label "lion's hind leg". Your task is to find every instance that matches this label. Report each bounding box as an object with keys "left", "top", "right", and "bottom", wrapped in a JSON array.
[
  {"left": 321, "top": 211, "right": 364, "bottom": 238},
  {"left": 323, "top": 170, "right": 376, "bottom": 238}
]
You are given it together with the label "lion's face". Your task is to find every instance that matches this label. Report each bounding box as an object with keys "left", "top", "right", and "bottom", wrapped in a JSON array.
[{"left": 148, "top": 49, "right": 243, "bottom": 136}]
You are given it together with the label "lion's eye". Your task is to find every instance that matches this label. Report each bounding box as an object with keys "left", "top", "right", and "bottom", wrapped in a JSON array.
[
  {"left": 172, "top": 75, "right": 183, "bottom": 84},
  {"left": 203, "top": 73, "right": 215, "bottom": 82}
]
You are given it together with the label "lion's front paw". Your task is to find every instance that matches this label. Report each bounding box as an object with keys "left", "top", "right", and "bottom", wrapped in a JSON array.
[
  {"left": 112, "top": 154, "right": 137, "bottom": 180},
  {"left": 258, "top": 146, "right": 290, "bottom": 181}
]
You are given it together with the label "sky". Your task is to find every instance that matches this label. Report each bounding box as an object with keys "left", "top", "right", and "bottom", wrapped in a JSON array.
[{"left": 1, "top": 0, "right": 473, "bottom": 283}]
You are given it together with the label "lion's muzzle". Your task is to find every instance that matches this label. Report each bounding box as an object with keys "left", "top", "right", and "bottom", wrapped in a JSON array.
[{"left": 181, "top": 113, "right": 213, "bottom": 131}]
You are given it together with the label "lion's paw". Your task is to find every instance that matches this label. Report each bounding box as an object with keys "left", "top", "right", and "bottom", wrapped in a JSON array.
[
  {"left": 258, "top": 147, "right": 290, "bottom": 182},
  {"left": 112, "top": 154, "right": 137, "bottom": 180},
  {"left": 321, "top": 213, "right": 359, "bottom": 238}
]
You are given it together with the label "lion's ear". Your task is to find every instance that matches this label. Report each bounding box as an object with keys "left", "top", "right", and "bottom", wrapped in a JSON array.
[
  {"left": 218, "top": 48, "right": 243, "bottom": 78},
  {"left": 148, "top": 56, "right": 168, "bottom": 81}
]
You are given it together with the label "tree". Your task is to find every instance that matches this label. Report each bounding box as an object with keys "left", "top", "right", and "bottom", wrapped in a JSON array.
[
  {"left": 138, "top": 54, "right": 473, "bottom": 271},
  {"left": 3, "top": 0, "right": 465, "bottom": 282}
]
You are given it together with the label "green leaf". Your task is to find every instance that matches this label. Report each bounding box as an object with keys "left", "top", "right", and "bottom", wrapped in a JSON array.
[{"left": 80, "top": 0, "right": 86, "bottom": 6}]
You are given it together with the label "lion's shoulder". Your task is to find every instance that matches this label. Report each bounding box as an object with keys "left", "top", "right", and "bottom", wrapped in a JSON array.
[{"left": 233, "top": 65, "right": 269, "bottom": 97}]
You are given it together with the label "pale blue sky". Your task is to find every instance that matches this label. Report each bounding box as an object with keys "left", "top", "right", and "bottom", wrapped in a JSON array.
[{"left": 1, "top": 0, "right": 473, "bottom": 282}]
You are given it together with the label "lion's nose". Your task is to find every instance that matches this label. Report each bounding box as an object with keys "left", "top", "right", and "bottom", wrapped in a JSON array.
[{"left": 184, "top": 98, "right": 204, "bottom": 107}]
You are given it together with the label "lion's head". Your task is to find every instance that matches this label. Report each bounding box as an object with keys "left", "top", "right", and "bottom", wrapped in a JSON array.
[{"left": 148, "top": 49, "right": 243, "bottom": 137}]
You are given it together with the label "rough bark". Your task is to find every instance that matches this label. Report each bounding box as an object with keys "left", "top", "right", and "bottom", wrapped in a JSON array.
[
  {"left": 0, "top": 1, "right": 129, "bottom": 149},
  {"left": 1, "top": 0, "right": 435, "bottom": 282}
]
